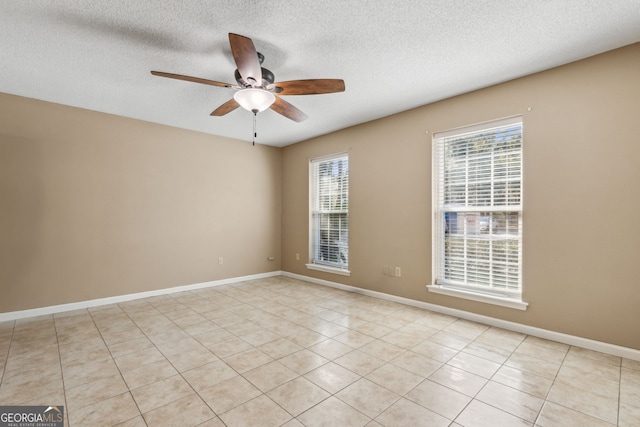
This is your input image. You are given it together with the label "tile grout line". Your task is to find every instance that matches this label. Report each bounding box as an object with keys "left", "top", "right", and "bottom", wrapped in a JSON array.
[
  {"left": 51, "top": 315, "right": 69, "bottom": 427},
  {"left": 117, "top": 299, "right": 216, "bottom": 426},
  {"left": 4, "top": 277, "right": 634, "bottom": 426},
  {"left": 0, "top": 320, "right": 16, "bottom": 389},
  {"left": 458, "top": 331, "right": 529, "bottom": 426},
  {"left": 86, "top": 307, "right": 147, "bottom": 427},
  {"left": 617, "top": 362, "right": 622, "bottom": 427}
]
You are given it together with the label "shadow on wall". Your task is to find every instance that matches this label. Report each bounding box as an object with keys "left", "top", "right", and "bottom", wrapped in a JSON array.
[{"left": 0, "top": 134, "right": 44, "bottom": 299}]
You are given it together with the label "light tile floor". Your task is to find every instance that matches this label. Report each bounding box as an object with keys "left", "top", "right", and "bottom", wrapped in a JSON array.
[{"left": 0, "top": 276, "right": 639, "bottom": 426}]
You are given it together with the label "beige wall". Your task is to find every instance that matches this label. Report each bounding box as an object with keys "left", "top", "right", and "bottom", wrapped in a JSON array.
[
  {"left": 282, "top": 43, "right": 640, "bottom": 350},
  {"left": 2, "top": 44, "right": 638, "bottom": 350},
  {"left": 0, "top": 94, "right": 282, "bottom": 312}
]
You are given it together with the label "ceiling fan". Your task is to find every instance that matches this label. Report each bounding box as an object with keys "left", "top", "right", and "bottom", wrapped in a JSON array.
[{"left": 151, "top": 33, "right": 345, "bottom": 123}]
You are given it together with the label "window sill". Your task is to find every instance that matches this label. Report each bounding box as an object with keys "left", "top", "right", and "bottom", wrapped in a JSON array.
[
  {"left": 427, "top": 284, "right": 528, "bottom": 311},
  {"left": 306, "top": 264, "right": 351, "bottom": 277}
]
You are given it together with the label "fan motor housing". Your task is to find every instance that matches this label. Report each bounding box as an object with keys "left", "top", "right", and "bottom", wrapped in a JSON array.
[{"left": 235, "top": 67, "right": 275, "bottom": 88}]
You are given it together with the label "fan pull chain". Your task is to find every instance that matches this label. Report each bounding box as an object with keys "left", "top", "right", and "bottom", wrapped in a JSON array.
[{"left": 252, "top": 109, "right": 258, "bottom": 146}]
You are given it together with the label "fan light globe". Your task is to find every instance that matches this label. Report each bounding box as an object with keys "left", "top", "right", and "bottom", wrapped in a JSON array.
[{"left": 234, "top": 88, "right": 276, "bottom": 113}]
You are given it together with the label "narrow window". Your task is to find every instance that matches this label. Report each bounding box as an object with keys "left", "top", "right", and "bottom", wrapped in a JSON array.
[
  {"left": 308, "top": 153, "right": 349, "bottom": 275},
  {"left": 431, "top": 117, "right": 524, "bottom": 308}
]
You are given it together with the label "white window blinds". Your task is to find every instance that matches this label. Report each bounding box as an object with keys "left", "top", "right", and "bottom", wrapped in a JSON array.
[
  {"left": 433, "top": 117, "right": 523, "bottom": 296},
  {"left": 310, "top": 153, "right": 349, "bottom": 270}
]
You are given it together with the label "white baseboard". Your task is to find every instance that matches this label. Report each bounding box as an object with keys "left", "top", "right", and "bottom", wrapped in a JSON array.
[
  {"left": 282, "top": 271, "right": 640, "bottom": 362},
  {"left": 0, "top": 271, "right": 282, "bottom": 323},
  {"left": 3, "top": 270, "right": 638, "bottom": 362}
]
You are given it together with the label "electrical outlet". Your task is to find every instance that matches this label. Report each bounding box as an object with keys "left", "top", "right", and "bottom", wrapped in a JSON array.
[
  {"left": 218, "top": 257, "right": 223, "bottom": 265},
  {"left": 395, "top": 267, "right": 401, "bottom": 277},
  {"left": 296, "top": 253, "right": 300, "bottom": 261}
]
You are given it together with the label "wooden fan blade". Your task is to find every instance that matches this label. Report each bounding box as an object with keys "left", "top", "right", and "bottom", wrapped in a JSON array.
[
  {"left": 211, "top": 98, "right": 240, "bottom": 116},
  {"left": 270, "top": 97, "right": 308, "bottom": 122},
  {"left": 228, "top": 33, "right": 262, "bottom": 86},
  {"left": 151, "top": 71, "right": 234, "bottom": 88},
  {"left": 271, "top": 79, "right": 345, "bottom": 95}
]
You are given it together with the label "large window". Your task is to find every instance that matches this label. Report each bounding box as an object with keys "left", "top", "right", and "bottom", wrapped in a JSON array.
[
  {"left": 308, "top": 153, "right": 349, "bottom": 274},
  {"left": 430, "top": 117, "right": 524, "bottom": 308}
]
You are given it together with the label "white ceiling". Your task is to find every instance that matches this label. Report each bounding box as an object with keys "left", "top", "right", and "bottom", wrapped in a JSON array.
[{"left": 1, "top": 1, "right": 639, "bottom": 147}]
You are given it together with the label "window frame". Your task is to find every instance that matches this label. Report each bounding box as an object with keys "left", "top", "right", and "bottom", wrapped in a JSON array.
[
  {"left": 307, "top": 152, "right": 350, "bottom": 276},
  {"left": 428, "top": 116, "right": 527, "bottom": 310}
]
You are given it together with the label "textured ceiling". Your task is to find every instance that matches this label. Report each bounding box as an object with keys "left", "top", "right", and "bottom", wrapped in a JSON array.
[{"left": 1, "top": 1, "right": 639, "bottom": 147}]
